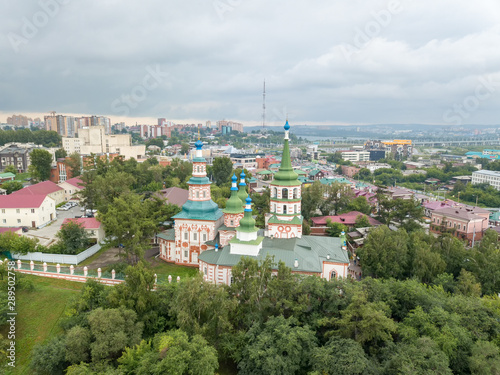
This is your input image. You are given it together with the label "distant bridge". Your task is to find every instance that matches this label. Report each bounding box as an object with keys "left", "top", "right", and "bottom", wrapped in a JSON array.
[{"left": 295, "top": 136, "right": 500, "bottom": 148}]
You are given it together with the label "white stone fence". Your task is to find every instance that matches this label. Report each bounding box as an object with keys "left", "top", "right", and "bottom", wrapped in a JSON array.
[
  {"left": 11, "top": 259, "right": 182, "bottom": 286},
  {"left": 11, "top": 243, "right": 102, "bottom": 265}
]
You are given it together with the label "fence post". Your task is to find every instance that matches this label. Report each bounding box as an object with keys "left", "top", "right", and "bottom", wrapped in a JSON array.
[
  {"left": 176, "top": 276, "right": 180, "bottom": 282},
  {"left": 17, "top": 260, "right": 21, "bottom": 270},
  {"left": 168, "top": 275, "right": 172, "bottom": 283},
  {"left": 84, "top": 266, "right": 88, "bottom": 277},
  {"left": 112, "top": 269, "right": 116, "bottom": 280},
  {"left": 97, "top": 268, "right": 102, "bottom": 278},
  {"left": 70, "top": 265, "right": 74, "bottom": 275},
  {"left": 43, "top": 262, "right": 47, "bottom": 272},
  {"left": 30, "top": 261, "right": 34, "bottom": 271},
  {"left": 56, "top": 264, "right": 61, "bottom": 273}
]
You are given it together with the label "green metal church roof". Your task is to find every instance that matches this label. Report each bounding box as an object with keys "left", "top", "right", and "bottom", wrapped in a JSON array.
[{"left": 199, "top": 235, "right": 349, "bottom": 273}]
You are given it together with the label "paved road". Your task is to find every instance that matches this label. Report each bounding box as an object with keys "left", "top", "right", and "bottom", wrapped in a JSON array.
[{"left": 23, "top": 204, "right": 85, "bottom": 247}]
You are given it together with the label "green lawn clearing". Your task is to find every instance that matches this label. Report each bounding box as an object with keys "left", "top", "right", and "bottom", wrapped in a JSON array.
[
  {"left": 0, "top": 274, "right": 82, "bottom": 374},
  {"left": 149, "top": 258, "right": 199, "bottom": 282}
]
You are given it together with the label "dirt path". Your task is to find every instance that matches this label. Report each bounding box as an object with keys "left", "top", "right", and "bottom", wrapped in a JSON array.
[{"left": 78, "top": 246, "right": 160, "bottom": 270}]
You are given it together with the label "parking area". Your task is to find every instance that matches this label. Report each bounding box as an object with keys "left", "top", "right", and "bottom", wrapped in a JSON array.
[{"left": 23, "top": 204, "right": 87, "bottom": 247}]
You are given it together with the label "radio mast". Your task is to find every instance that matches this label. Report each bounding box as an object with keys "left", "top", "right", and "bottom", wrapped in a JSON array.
[{"left": 262, "top": 80, "right": 266, "bottom": 132}]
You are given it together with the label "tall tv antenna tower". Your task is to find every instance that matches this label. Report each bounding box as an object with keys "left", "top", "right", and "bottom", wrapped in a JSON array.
[{"left": 262, "top": 80, "right": 266, "bottom": 131}]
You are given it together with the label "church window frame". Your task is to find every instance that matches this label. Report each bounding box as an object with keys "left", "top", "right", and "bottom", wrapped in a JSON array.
[
  {"left": 193, "top": 232, "right": 198, "bottom": 241},
  {"left": 283, "top": 188, "right": 288, "bottom": 199},
  {"left": 184, "top": 232, "right": 188, "bottom": 240},
  {"left": 203, "top": 233, "right": 207, "bottom": 242}
]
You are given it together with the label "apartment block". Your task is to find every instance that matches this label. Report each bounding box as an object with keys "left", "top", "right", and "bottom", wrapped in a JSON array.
[{"left": 472, "top": 170, "right": 500, "bottom": 190}]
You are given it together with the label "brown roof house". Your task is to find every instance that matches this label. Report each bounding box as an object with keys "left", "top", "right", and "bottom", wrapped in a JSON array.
[{"left": 430, "top": 206, "right": 489, "bottom": 245}]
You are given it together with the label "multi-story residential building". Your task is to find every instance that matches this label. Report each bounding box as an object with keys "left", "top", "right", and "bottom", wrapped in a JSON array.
[
  {"left": 62, "top": 126, "right": 145, "bottom": 160},
  {"left": 341, "top": 151, "right": 370, "bottom": 162},
  {"left": 430, "top": 206, "right": 490, "bottom": 244},
  {"left": 58, "top": 177, "right": 83, "bottom": 201},
  {"left": 0, "top": 194, "right": 56, "bottom": 228},
  {"left": 13, "top": 181, "right": 65, "bottom": 206},
  {"left": 6, "top": 114, "right": 31, "bottom": 127},
  {"left": 472, "top": 170, "right": 500, "bottom": 190},
  {"left": 0, "top": 143, "right": 50, "bottom": 173},
  {"left": 365, "top": 140, "right": 412, "bottom": 159},
  {"left": 216, "top": 120, "right": 243, "bottom": 133},
  {"left": 230, "top": 153, "right": 265, "bottom": 170},
  {"left": 341, "top": 165, "right": 361, "bottom": 178}
]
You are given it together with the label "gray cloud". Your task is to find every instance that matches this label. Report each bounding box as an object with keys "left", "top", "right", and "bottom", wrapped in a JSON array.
[{"left": 1, "top": 0, "right": 500, "bottom": 125}]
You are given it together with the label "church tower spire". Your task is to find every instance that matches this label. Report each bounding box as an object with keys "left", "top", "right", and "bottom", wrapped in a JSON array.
[
  {"left": 237, "top": 171, "right": 248, "bottom": 206},
  {"left": 266, "top": 120, "right": 303, "bottom": 239},
  {"left": 229, "top": 195, "right": 264, "bottom": 256}
]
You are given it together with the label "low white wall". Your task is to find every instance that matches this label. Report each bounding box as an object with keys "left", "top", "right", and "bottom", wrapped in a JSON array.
[{"left": 11, "top": 243, "right": 101, "bottom": 265}]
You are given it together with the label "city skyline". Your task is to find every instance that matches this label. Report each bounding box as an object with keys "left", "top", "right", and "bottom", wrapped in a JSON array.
[{"left": 1, "top": 1, "right": 500, "bottom": 126}]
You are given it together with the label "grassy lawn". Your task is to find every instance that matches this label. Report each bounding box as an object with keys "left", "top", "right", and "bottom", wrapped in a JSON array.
[
  {"left": 149, "top": 258, "right": 199, "bottom": 282},
  {"left": 14, "top": 173, "right": 30, "bottom": 181},
  {"left": 0, "top": 274, "right": 83, "bottom": 375}
]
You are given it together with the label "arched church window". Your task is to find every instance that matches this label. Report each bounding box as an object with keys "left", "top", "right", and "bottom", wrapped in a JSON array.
[
  {"left": 293, "top": 188, "right": 298, "bottom": 199},
  {"left": 331, "top": 270, "right": 337, "bottom": 279},
  {"left": 283, "top": 205, "right": 287, "bottom": 214},
  {"left": 196, "top": 191, "right": 199, "bottom": 198},
  {"left": 203, "top": 191, "right": 206, "bottom": 198},
  {"left": 274, "top": 204, "right": 277, "bottom": 212},
  {"left": 283, "top": 188, "right": 288, "bottom": 199},
  {"left": 273, "top": 187, "right": 278, "bottom": 198},
  {"left": 294, "top": 205, "right": 297, "bottom": 213}
]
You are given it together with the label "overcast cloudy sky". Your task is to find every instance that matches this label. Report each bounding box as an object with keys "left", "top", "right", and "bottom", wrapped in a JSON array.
[{"left": 1, "top": 0, "right": 500, "bottom": 126}]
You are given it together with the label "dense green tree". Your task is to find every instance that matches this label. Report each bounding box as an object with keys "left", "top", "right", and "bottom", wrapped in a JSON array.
[
  {"left": 311, "top": 337, "right": 368, "bottom": 375},
  {"left": 469, "top": 341, "right": 500, "bottom": 375},
  {"left": 107, "top": 262, "right": 157, "bottom": 317},
  {"left": 326, "top": 220, "right": 347, "bottom": 237},
  {"left": 118, "top": 330, "right": 219, "bottom": 375},
  {"left": 354, "top": 214, "right": 371, "bottom": 228},
  {"left": 212, "top": 157, "right": 234, "bottom": 186},
  {"left": 180, "top": 142, "right": 190, "bottom": 155},
  {"left": 3, "top": 164, "right": 17, "bottom": 174},
  {"left": 87, "top": 307, "right": 143, "bottom": 362},
  {"left": 331, "top": 290, "right": 397, "bottom": 347},
  {"left": 99, "top": 192, "right": 157, "bottom": 263},
  {"left": 66, "top": 152, "right": 82, "bottom": 177},
  {"left": 55, "top": 148, "right": 67, "bottom": 159},
  {"left": 29, "top": 149, "right": 53, "bottom": 182},
  {"left": 145, "top": 137, "right": 165, "bottom": 150},
  {"left": 383, "top": 337, "right": 452, "bottom": 375},
  {"left": 1, "top": 180, "right": 23, "bottom": 194},
  {"left": 456, "top": 269, "right": 482, "bottom": 297},
  {"left": 320, "top": 182, "right": 354, "bottom": 215},
  {"left": 30, "top": 336, "right": 68, "bottom": 375},
  {"left": 359, "top": 226, "right": 410, "bottom": 279},
  {"left": 301, "top": 181, "right": 323, "bottom": 220},
  {"left": 346, "top": 196, "right": 373, "bottom": 215},
  {"left": 172, "top": 274, "right": 235, "bottom": 349},
  {"left": 56, "top": 221, "right": 91, "bottom": 254},
  {"left": 0, "top": 231, "right": 38, "bottom": 255},
  {"left": 238, "top": 316, "right": 317, "bottom": 375},
  {"left": 65, "top": 325, "right": 92, "bottom": 364}
]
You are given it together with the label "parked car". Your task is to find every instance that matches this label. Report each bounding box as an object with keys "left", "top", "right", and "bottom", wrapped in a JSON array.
[{"left": 22, "top": 226, "right": 29, "bottom": 232}]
